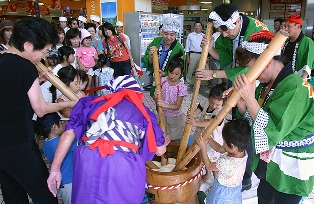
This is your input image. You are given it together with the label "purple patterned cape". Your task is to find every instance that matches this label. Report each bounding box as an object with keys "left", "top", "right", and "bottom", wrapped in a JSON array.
[{"left": 66, "top": 96, "right": 165, "bottom": 204}]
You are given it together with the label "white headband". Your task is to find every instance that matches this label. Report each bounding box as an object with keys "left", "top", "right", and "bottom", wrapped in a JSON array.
[
  {"left": 162, "top": 17, "right": 180, "bottom": 33},
  {"left": 241, "top": 41, "right": 281, "bottom": 56},
  {"left": 209, "top": 10, "right": 239, "bottom": 29}
]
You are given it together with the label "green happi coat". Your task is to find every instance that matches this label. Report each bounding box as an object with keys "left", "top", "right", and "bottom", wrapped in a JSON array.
[
  {"left": 243, "top": 64, "right": 314, "bottom": 196},
  {"left": 143, "top": 36, "right": 186, "bottom": 96},
  {"left": 283, "top": 35, "right": 314, "bottom": 77},
  {"left": 215, "top": 16, "right": 268, "bottom": 68}
]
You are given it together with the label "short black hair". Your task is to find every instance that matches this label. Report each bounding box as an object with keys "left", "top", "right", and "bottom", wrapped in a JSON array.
[
  {"left": 213, "top": 3, "right": 238, "bottom": 21},
  {"left": 9, "top": 17, "right": 59, "bottom": 52},
  {"left": 65, "top": 28, "right": 80, "bottom": 46},
  {"left": 194, "top": 21, "right": 202, "bottom": 26},
  {"left": 222, "top": 119, "right": 251, "bottom": 152},
  {"left": 274, "top": 18, "right": 285, "bottom": 24},
  {"left": 209, "top": 83, "right": 226, "bottom": 101},
  {"left": 85, "top": 23, "right": 96, "bottom": 31}
]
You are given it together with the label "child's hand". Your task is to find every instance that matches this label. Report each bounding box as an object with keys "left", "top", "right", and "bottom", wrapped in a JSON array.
[
  {"left": 196, "top": 134, "right": 207, "bottom": 150},
  {"left": 156, "top": 99, "right": 166, "bottom": 108},
  {"left": 154, "top": 89, "right": 161, "bottom": 99},
  {"left": 186, "top": 117, "right": 197, "bottom": 126},
  {"left": 159, "top": 70, "right": 165, "bottom": 77},
  {"left": 222, "top": 87, "right": 234, "bottom": 99},
  {"left": 164, "top": 134, "right": 171, "bottom": 146}
]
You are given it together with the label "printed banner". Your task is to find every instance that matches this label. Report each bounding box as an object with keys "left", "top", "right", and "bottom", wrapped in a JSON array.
[{"left": 101, "top": 0, "right": 117, "bottom": 25}]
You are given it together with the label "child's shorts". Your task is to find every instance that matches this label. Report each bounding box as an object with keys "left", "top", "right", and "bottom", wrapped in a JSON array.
[
  {"left": 57, "top": 183, "right": 72, "bottom": 204},
  {"left": 206, "top": 178, "right": 242, "bottom": 204},
  {"left": 86, "top": 68, "right": 94, "bottom": 76},
  {"left": 164, "top": 114, "right": 184, "bottom": 140}
]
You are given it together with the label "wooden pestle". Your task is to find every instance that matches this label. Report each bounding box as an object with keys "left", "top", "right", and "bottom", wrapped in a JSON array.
[
  {"left": 35, "top": 62, "right": 79, "bottom": 102},
  {"left": 172, "top": 29, "right": 289, "bottom": 172},
  {"left": 152, "top": 48, "right": 168, "bottom": 166},
  {"left": 176, "top": 22, "right": 214, "bottom": 164}
]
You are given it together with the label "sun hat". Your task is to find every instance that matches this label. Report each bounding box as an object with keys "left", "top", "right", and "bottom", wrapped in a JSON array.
[
  {"left": 80, "top": 28, "right": 91, "bottom": 43},
  {"left": 90, "top": 15, "right": 100, "bottom": 23},
  {"left": 0, "top": 20, "right": 14, "bottom": 32},
  {"left": 59, "top": 16, "right": 67, "bottom": 22},
  {"left": 78, "top": 16, "right": 87, "bottom": 23},
  {"left": 116, "top": 21, "right": 123, "bottom": 27}
]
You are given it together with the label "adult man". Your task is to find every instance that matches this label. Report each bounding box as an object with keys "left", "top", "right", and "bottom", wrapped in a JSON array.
[
  {"left": 200, "top": 4, "right": 268, "bottom": 89},
  {"left": 273, "top": 18, "right": 284, "bottom": 33},
  {"left": 78, "top": 15, "right": 87, "bottom": 31},
  {"left": 143, "top": 17, "right": 186, "bottom": 96},
  {"left": 198, "top": 3, "right": 268, "bottom": 191},
  {"left": 115, "top": 21, "right": 131, "bottom": 49},
  {"left": 185, "top": 21, "right": 204, "bottom": 87},
  {"left": 282, "top": 14, "right": 314, "bottom": 80},
  {"left": 59, "top": 16, "right": 69, "bottom": 33}
]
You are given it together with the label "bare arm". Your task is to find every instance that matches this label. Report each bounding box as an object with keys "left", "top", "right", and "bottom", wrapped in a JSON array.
[
  {"left": 124, "top": 42, "right": 134, "bottom": 67},
  {"left": 56, "top": 98, "right": 71, "bottom": 118},
  {"left": 28, "top": 79, "right": 75, "bottom": 117},
  {"left": 157, "top": 96, "right": 184, "bottom": 110},
  {"left": 195, "top": 69, "right": 228, "bottom": 81},
  {"left": 197, "top": 135, "right": 219, "bottom": 171},
  {"left": 207, "top": 135, "right": 225, "bottom": 153},
  {"left": 208, "top": 47, "right": 219, "bottom": 61}
]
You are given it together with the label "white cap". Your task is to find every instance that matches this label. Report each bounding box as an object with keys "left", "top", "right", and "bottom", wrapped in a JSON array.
[
  {"left": 59, "top": 16, "right": 67, "bottom": 22},
  {"left": 78, "top": 16, "right": 87, "bottom": 23},
  {"left": 90, "top": 15, "right": 100, "bottom": 23},
  {"left": 116, "top": 21, "right": 123, "bottom": 27}
]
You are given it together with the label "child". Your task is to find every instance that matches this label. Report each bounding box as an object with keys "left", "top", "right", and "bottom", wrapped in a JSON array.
[
  {"left": 78, "top": 70, "right": 89, "bottom": 92},
  {"left": 94, "top": 54, "right": 114, "bottom": 96},
  {"left": 46, "top": 48, "right": 59, "bottom": 72},
  {"left": 53, "top": 46, "right": 75, "bottom": 76},
  {"left": 197, "top": 119, "right": 251, "bottom": 204},
  {"left": 187, "top": 84, "right": 231, "bottom": 183},
  {"left": 154, "top": 56, "right": 188, "bottom": 141},
  {"left": 65, "top": 28, "right": 81, "bottom": 68},
  {"left": 37, "top": 112, "right": 76, "bottom": 204},
  {"left": 187, "top": 83, "right": 232, "bottom": 158},
  {"left": 52, "top": 66, "right": 85, "bottom": 118},
  {"left": 76, "top": 29, "right": 98, "bottom": 92}
]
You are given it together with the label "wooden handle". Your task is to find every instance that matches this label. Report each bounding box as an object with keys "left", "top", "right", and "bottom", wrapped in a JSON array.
[
  {"left": 152, "top": 47, "right": 168, "bottom": 166},
  {"left": 172, "top": 29, "right": 289, "bottom": 172},
  {"left": 176, "top": 22, "right": 214, "bottom": 164},
  {"left": 35, "top": 62, "right": 79, "bottom": 102}
]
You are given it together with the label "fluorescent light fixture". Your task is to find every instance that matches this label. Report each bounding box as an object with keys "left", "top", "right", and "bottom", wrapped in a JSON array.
[
  {"left": 200, "top": 1, "right": 212, "bottom": 3},
  {"left": 201, "top": 8, "right": 209, "bottom": 10}
]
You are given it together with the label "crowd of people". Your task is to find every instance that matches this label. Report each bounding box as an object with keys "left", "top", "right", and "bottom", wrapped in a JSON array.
[{"left": 0, "top": 3, "right": 314, "bottom": 204}]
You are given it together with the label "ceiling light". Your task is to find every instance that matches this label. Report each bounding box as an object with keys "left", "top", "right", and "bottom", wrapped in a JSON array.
[
  {"left": 200, "top": 1, "right": 212, "bottom": 3},
  {"left": 201, "top": 8, "right": 209, "bottom": 10}
]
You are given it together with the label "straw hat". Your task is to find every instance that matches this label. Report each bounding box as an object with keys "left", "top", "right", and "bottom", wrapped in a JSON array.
[{"left": 0, "top": 20, "right": 14, "bottom": 32}]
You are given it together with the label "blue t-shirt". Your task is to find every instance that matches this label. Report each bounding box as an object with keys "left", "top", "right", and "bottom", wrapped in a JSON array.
[
  {"left": 43, "top": 136, "right": 77, "bottom": 185},
  {"left": 159, "top": 40, "right": 170, "bottom": 69}
]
